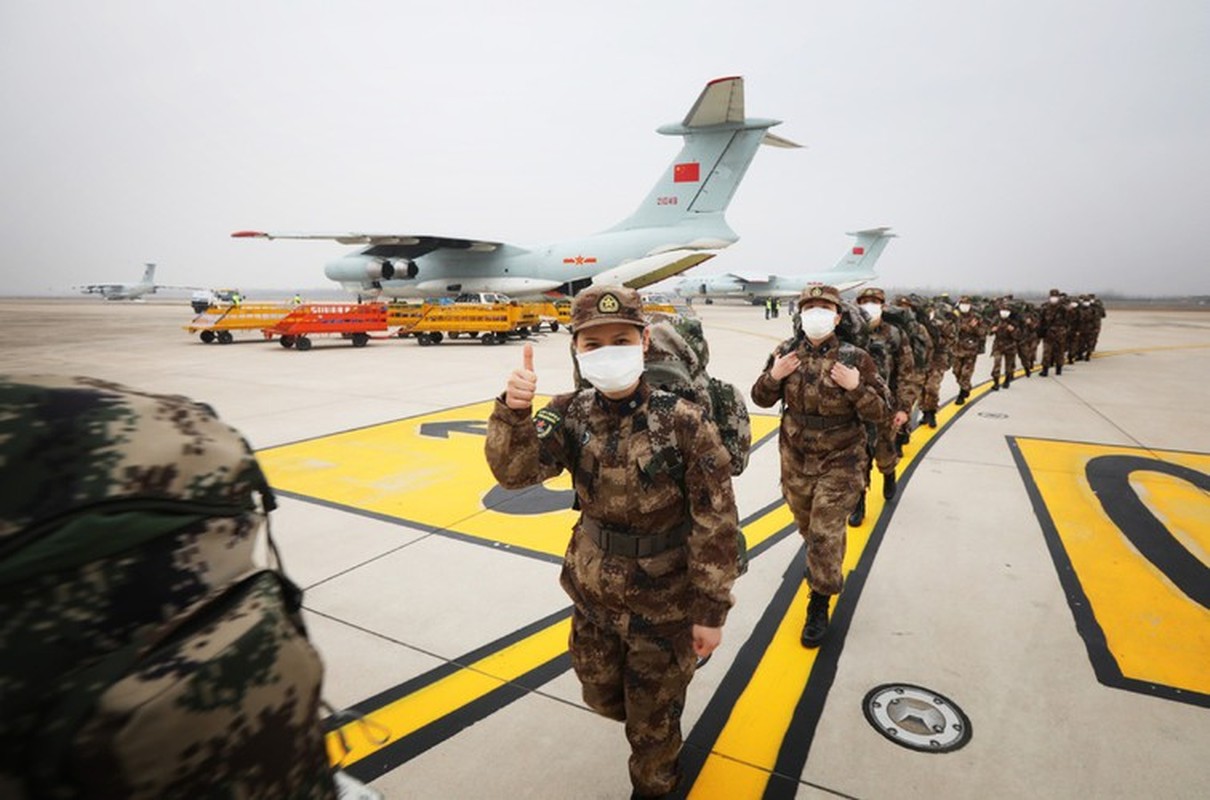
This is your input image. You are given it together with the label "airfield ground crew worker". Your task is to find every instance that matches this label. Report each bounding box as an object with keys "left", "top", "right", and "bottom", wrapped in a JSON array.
[
  {"left": 989, "top": 300, "right": 1019, "bottom": 390},
  {"left": 486, "top": 285, "right": 740, "bottom": 799},
  {"left": 920, "top": 297, "right": 955, "bottom": 427},
  {"left": 850, "top": 287, "right": 915, "bottom": 523},
  {"left": 751, "top": 284, "right": 890, "bottom": 647},
  {"left": 950, "top": 296, "right": 985, "bottom": 404},
  {"left": 1038, "top": 288, "right": 1068, "bottom": 376}
]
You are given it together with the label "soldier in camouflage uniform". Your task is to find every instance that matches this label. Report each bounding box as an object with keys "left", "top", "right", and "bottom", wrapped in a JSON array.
[
  {"left": 1087, "top": 294, "right": 1106, "bottom": 357},
  {"left": 486, "top": 285, "right": 740, "bottom": 799},
  {"left": 920, "top": 298, "right": 955, "bottom": 427},
  {"left": 950, "top": 296, "right": 985, "bottom": 405},
  {"left": 1015, "top": 302, "right": 1040, "bottom": 378},
  {"left": 751, "top": 284, "right": 890, "bottom": 647},
  {"left": 850, "top": 287, "right": 916, "bottom": 524},
  {"left": 988, "top": 300, "right": 1019, "bottom": 390},
  {"left": 1038, "top": 288, "right": 1069, "bottom": 376},
  {"left": 0, "top": 374, "right": 334, "bottom": 800}
]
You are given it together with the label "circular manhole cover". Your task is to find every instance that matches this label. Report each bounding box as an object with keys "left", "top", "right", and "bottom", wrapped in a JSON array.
[{"left": 862, "top": 683, "right": 972, "bottom": 753}]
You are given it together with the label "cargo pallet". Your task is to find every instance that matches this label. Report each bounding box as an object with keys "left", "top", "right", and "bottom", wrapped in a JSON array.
[
  {"left": 388, "top": 302, "right": 541, "bottom": 346},
  {"left": 267, "top": 303, "right": 389, "bottom": 351},
  {"left": 185, "top": 303, "right": 293, "bottom": 344}
]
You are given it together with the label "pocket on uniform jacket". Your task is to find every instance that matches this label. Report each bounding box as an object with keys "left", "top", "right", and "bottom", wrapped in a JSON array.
[{"left": 636, "top": 545, "right": 688, "bottom": 580}]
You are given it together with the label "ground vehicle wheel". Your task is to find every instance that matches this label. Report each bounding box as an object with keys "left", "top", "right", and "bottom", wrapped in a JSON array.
[
  {"left": 279, "top": 335, "right": 295, "bottom": 348},
  {"left": 217, "top": 331, "right": 234, "bottom": 344},
  {"left": 431, "top": 332, "right": 444, "bottom": 344},
  {"left": 351, "top": 332, "right": 369, "bottom": 347},
  {"left": 519, "top": 327, "right": 530, "bottom": 338},
  {"left": 481, "top": 332, "right": 496, "bottom": 345},
  {"left": 417, "top": 332, "right": 433, "bottom": 346},
  {"left": 449, "top": 331, "right": 461, "bottom": 339},
  {"left": 296, "top": 336, "right": 312, "bottom": 351},
  {"left": 469, "top": 331, "right": 480, "bottom": 338},
  {"left": 200, "top": 330, "right": 215, "bottom": 344},
  {"left": 550, "top": 321, "right": 559, "bottom": 332}
]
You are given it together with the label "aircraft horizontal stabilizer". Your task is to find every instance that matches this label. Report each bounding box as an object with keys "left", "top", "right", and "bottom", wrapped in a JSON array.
[
  {"left": 761, "top": 132, "right": 803, "bottom": 149},
  {"left": 727, "top": 271, "right": 772, "bottom": 284}
]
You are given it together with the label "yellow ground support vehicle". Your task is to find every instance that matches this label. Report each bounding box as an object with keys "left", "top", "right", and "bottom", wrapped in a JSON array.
[
  {"left": 536, "top": 299, "right": 572, "bottom": 332},
  {"left": 387, "top": 301, "right": 540, "bottom": 346},
  {"left": 185, "top": 303, "right": 291, "bottom": 344}
]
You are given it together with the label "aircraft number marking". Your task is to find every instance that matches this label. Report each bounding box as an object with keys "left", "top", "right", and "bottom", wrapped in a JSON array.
[{"left": 657, "top": 196, "right": 679, "bottom": 206}]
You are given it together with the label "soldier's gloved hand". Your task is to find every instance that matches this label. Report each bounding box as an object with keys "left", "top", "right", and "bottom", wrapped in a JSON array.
[
  {"left": 769, "top": 351, "right": 800, "bottom": 381},
  {"left": 692, "top": 625, "right": 722, "bottom": 658},
  {"left": 505, "top": 343, "right": 538, "bottom": 410},
  {"left": 830, "top": 362, "right": 860, "bottom": 390}
]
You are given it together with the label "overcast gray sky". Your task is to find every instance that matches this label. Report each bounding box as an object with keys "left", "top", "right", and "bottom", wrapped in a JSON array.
[{"left": 2, "top": 0, "right": 1208, "bottom": 297}]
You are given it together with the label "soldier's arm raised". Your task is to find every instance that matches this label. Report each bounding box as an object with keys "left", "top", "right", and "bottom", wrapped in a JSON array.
[{"left": 485, "top": 344, "right": 567, "bottom": 489}]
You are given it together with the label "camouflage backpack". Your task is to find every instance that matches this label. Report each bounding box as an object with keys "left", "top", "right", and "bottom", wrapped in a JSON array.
[
  {"left": 643, "top": 315, "right": 752, "bottom": 477},
  {"left": 882, "top": 304, "right": 931, "bottom": 367},
  {"left": 0, "top": 375, "right": 336, "bottom": 800}
]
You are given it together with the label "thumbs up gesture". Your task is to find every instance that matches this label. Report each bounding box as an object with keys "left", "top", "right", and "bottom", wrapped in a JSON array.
[{"left": 505, "top": 342, "right": 538, "bottom": 410}]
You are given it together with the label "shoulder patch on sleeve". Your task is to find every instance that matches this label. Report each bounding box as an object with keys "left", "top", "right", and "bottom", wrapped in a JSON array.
[{"left": 533, "top": 407, "right": 564, "bottom": 440}]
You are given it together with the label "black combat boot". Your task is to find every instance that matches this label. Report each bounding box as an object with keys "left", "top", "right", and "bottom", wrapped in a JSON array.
[
  {"left": 848, "top": 492, "right": 866, "bottom": 527},
  {"left": 882, "top": 469, "right": 897, "bottom": 500},
  {"left": 1056, "top": 363, "right": 1063, "bottom": 375},
  {"left": 1040, "top": 366, "right": 1049, "bottom": 377},
  {"left": 955, "top": 388, "right": 968, "bottom": 405},
  {"left": 801, "top": 591, "right": 831, "bottom": 648},
  {"left": 1024, "top": 366, "right": 1032, "bottom": 378},
  {"left": 923, "top": 409, "right": 937, "bottom": 428},
  {"left": 991, "top": 377, "right": 1000, "bottom": 391},
  {"left": 1004, "top": 374, "right": 1012, "bottom": 389}
]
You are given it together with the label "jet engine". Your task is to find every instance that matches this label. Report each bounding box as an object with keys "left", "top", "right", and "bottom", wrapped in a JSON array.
[{"left": 324, "top": 257, "right": 397, "bottom": 282}]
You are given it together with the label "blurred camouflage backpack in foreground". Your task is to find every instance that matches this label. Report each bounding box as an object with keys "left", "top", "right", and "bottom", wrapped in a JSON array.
[
  {"left": 644, "top": 314, "right": 752, "bottom": 477},
  {"left": 0, "top": 375, "right": 336, "bottom": 800}
]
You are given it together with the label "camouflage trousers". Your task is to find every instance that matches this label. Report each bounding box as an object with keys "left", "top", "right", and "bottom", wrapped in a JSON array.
[
  {"left": 922, "top": 363, "right": 948, "bottom": 412},
  {"left": 991, "top": 348, "right": 1017, "bottom": 380},
  {"left": 1042, "top": 331, "right": 1067, "bottom": 369},
  {"left": 783, "top": 465, "right": 860, "bottom": 595},
  {"left": 872, "top": 421, "right": 900, "bottom": 475},
  {"left": 951, "top": 353, "right": 978, "bottom": 392},
  {"left": 1017, "top": 338, "right": 1037, "bottom": 372},
  {"left": 570, "top": 606, "right": 694, "bottom": 796}
]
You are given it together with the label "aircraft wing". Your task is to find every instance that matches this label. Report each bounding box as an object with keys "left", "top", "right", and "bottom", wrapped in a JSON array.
[{"left": 232, "top": 231, "right": 505, "bottom": 259}]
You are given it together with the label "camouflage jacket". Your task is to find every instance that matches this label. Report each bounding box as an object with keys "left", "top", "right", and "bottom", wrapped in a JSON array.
[
  {"left": 952, "top": 311, "right": 986, "bottom": 357},
  {"left": 990, "top": 318, "right": 1019, "bottom": 354},
  {"left": 866, "top": 321, "right": 918, "bottom": 414},
  {"left": 485, "top": 380, "right": 740, "bottom": 630},
  {"left": 751, "top": 334, "right": 891, "bottom": 473},
  {"left": 1038, "top": 301, "right": 1068, "bottom": 335}
]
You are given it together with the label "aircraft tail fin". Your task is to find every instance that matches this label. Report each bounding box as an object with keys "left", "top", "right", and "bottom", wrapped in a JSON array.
[
  {"left": 608, "top": 76, "right": 800, "bottom": 234},
  {"left": 141, "top": 263, "right": 156, "bottom": 285},
  {"left": 833, "top": 228, "right": 895, "bottom": 272}
]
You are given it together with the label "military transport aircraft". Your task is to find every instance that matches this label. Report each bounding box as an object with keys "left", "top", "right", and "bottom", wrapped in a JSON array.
[
  {"left": 232, "top": 76, "right": 800, "bottom": 299},
  {"left": 74, "top": 263, "right": 198, "bottom": 300},
  {"left": 671, "top": 227, "right": 895, "bottom": 302}
]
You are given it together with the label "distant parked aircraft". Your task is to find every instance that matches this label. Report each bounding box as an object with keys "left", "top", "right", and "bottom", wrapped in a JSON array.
[
  {"left": 233, "top": 75, "right": 801, "bottom": 299},
  {"left": 75, "top": 263, "right": 200, "bottom": 300},
  {"left": 671, "top": 227, "right": 895, "bottom": 303}
]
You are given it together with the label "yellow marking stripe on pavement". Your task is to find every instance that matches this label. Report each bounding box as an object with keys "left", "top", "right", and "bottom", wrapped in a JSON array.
[
  {"left": 686, "top": 383, "right": 983, "bottom": 798},
  {"left": 324, "top": 496, "right": 793, "bottom": 769},
  {"left": 326, "top": 615, "right": 571, "bottom": 767}
]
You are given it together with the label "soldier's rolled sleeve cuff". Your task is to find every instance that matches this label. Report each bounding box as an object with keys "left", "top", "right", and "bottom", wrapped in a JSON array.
[
  {"left": 491, "top": 395, "right": 533, "bottom": 424},
  {"left": 692, "top": 595, "right": 731, "bottom": 629}
]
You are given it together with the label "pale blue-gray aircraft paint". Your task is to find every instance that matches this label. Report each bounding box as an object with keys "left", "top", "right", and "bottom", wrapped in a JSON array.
[
  {"left": 76, "top": 263, "right": 160, "bottom": 300},
  {"left": 232, "top": 77, "right": 800, "bottom": 299},
  {"left": 673, "top": 227, "right": 896, "bottom": 302}
]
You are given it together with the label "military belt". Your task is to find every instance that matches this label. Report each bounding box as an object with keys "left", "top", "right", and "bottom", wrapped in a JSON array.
[
  {"left": 787, "top": 411, "right": 858, "bottom": 430},
  {"left": 580, "top": 516, "right": 690, "bottom": 558}
]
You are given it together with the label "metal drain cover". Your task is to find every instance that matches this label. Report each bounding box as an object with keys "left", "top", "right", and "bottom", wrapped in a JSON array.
[{"left": 862, "top": 683, "right": 972, "bottom": 753}]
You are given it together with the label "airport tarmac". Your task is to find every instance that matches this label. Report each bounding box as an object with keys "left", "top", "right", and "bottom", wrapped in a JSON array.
[{"left": 1, "top": 297, "right": 1207, "bottom": 799}]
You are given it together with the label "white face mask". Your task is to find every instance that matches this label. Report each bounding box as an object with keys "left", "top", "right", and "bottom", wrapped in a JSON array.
[
  {"left": 999, "top": 309, "right": 1010, "bottom": 319},
  {"left": 576, "top": 344, "right": 645, "bottom": 394},
  {"left": 1049, "top": 296, "right": 1059, "bottom": 304},
  {"left": 958, "top": 303, "right": 971, "bottom": 314},
  {"left": 859, "top": 302, "right": 882, "bottom": 321},
  {"left": 801, "top": 307, "right": 838, "bottom": 340}
]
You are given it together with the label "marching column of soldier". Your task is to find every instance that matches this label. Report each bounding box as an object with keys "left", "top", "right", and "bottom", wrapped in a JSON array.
[{"left": 488, "top": 283, "right": 1104, "bottom": 798}]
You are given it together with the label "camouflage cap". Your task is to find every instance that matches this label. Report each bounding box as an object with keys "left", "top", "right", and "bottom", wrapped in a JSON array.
[
  {"left": 797, "top": 283, "right": 841, "bottom": 310},
  {"left": 856, "top": 287, "right": 886, "bottom": 304},
  {"left": 1049, "top": 288, "right": 1062, "bottom": 297},
  {"left": 571, "top": 285, "right": 646, "bottom": 333}
]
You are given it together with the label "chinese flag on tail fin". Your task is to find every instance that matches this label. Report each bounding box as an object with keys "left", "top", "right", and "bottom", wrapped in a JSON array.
[
  {"left": 674, "top": 162, "right": 700, "bottom": 183},
  {"left": 852, "top": 246, "right": 865, "bottom": 255}
]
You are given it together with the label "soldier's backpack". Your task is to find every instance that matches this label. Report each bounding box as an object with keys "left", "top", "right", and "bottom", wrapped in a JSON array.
[
  {"left": 643, "top": 315, "right": 752, "bottom": 477},
  {"left": 0, "top": 375, "right": 336, "bottom": 800},
  {"left": 881, "top": 305, "right": 930, "bottom": 368}
]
